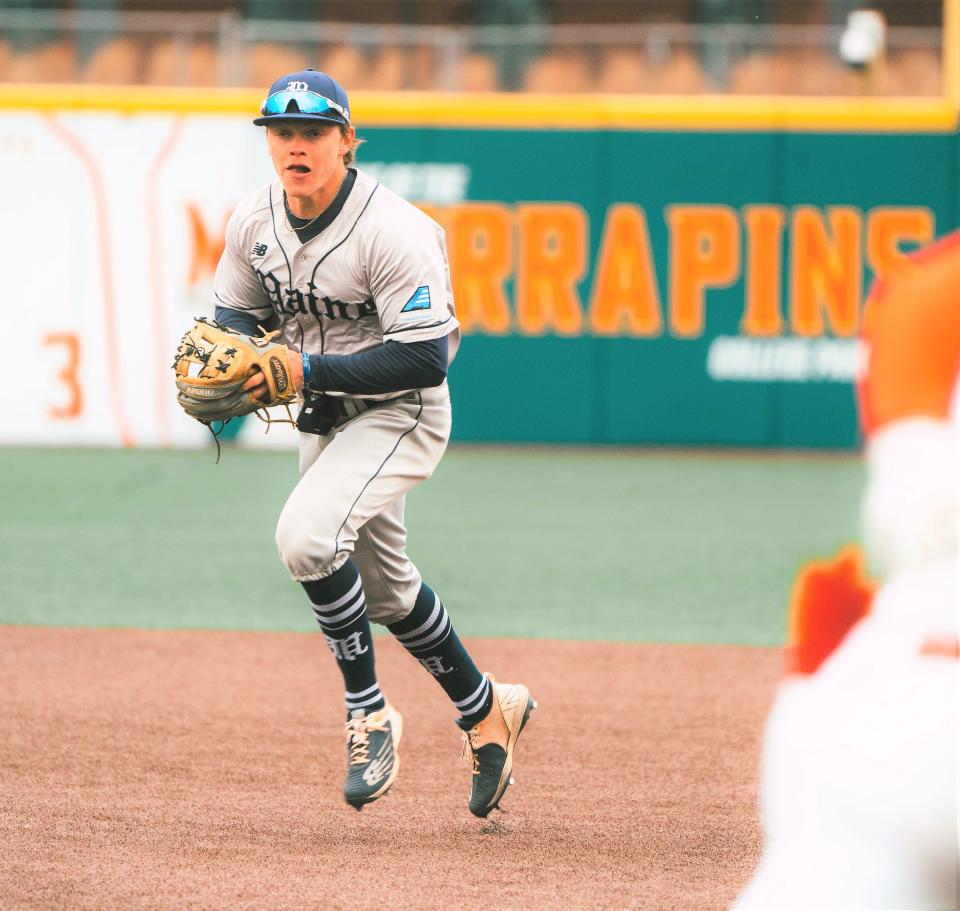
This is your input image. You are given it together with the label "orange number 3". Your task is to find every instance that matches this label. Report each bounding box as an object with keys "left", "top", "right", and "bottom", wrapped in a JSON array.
[{"left": 43, "top": 332, "right": 83, "bottom": 419}]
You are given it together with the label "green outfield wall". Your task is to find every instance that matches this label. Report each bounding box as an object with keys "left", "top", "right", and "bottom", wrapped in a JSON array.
[
  {"left": 362, "top": 126, "right": 960, "bottom": 448},
  {"left": 4, "top": 88, "right": 957, "bottom": 450}
]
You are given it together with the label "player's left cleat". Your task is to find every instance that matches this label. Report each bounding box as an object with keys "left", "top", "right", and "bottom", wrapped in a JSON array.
[
  {"left": 343, "top": 702, "right": 402, "bottom": 810},
  {"left": 459, "top": 675, "right": 536, "bottom": 818}
]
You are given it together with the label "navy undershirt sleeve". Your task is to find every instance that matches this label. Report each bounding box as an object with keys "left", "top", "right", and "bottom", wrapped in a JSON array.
[
  {"left": 308, "top": 335, "right": 448, "bottom": 394},
  {"left": 214, "top": 305, "right": 261, "bottom": 336}
]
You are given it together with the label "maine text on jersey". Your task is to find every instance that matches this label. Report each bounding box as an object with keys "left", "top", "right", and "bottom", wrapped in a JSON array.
[{"left": 256, "top": 269, "right": 376, "bottom": 322}]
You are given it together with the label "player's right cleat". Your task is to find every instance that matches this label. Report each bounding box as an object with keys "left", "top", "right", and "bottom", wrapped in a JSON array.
[
  {"left": 343, "top": 702, "right": 402, "bottom": 810},
  {"left": 459, "top": 675, "right": 536, "bottom": 818}
]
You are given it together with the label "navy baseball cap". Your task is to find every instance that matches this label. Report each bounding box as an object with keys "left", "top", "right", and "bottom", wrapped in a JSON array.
[{"left": 253, "top": 68, "right": 351, "bottom": 126}]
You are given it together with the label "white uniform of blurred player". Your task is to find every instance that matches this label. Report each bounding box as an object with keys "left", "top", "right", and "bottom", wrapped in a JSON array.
[{"left": 734, "top": 232, "right": 960, "bottom": 910}]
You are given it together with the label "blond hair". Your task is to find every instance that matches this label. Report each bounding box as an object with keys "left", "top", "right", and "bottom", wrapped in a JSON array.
[{"left": 341, "top": 125, "right": 364, "bottom": 167}]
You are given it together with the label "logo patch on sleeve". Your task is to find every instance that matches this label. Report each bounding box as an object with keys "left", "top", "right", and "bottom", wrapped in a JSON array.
[{"left": 401, "top": 286, "right": 432, "bottom": 312}]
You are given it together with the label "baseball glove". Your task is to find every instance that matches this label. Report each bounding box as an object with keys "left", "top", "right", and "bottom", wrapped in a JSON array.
[{"left": 173, "top": 317, "right": 299, "bottom": 455}]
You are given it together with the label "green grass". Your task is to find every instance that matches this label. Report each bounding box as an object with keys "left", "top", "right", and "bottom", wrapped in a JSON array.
[{"left": 0, "top": 445, "right": 863, "bottom": 645}]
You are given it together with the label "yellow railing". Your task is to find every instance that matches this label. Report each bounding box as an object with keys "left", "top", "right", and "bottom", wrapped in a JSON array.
[{"left": 0, "top": 84, "right": 955, "bottom": 132}]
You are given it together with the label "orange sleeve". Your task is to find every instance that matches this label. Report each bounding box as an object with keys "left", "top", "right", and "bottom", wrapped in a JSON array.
[
  {"left": 858, "top": 231, "right": 960, "bottom": 436},
  {"left": 785, "top": 546, "right": 876, "bottom": 676}
]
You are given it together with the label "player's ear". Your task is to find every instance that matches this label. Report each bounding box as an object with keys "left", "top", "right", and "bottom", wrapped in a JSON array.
[{"left": 339, "top": 125, "right": 355, "bottom": 155}]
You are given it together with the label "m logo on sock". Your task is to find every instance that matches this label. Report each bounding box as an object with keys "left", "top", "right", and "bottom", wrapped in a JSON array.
[
  {"left": 418, "top": 656, "right": 454, "bottom": 676},
  {"left": 325, "top": 631, "right": 369, "bottom": 661}
]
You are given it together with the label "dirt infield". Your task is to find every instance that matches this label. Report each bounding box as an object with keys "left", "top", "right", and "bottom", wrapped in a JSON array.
[{"left": 0, "top": 627, "right": 781, "bottom": 911}]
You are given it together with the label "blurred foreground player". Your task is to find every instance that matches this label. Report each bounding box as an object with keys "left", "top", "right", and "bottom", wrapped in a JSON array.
[
  {"left": 212, "top": 69, "right": 535, "bottom": 814},
  {"left": 733, "top": 231, "right": 960, "bottom": 910}
]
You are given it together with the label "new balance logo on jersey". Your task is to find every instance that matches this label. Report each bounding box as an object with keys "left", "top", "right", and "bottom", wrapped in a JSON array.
[
  {"left": 255, "top": 268, "right": 376, "bottom": 322},
  {"left": 325, "top": 632, "right": 369, "bottom": 661},
  {"left": 418, "top": 656, "right": 454, "bottom": 676},
  {"left": 251, "top": 243, "right": 268, "bottom": 257},
  {"left": 401, "top": 285, "right": 431, "bottom": 312}
]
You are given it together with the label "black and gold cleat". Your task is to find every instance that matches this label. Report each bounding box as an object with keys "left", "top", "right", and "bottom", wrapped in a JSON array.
[
  {"left": 343, "top": 702, "right": 402, "bottom": 810},
  {"left": 460, "top": 675, "right": 536, "bottom": 818}
]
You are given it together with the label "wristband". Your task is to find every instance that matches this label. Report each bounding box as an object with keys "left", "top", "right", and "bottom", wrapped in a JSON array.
[{"left": 301, "top": 352, "right": 311, "bottom": 387}]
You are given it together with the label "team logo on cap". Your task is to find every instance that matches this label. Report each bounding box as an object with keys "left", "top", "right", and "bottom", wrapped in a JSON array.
[{"left": 286, "top": 81, "right": 310, "bottom": 91}]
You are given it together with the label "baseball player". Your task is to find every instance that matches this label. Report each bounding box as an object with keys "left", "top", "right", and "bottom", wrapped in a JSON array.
[
  {"left": 210, "top": 68, "right": 535, "bottom": 815},
  {"left": 733, "top": 231, "right": 959, "bottom": 910}
]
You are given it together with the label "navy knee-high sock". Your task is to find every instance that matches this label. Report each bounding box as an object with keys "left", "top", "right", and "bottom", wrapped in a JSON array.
[
  {"left": 387, "top": 583, "right": 492, "bottom": 728},
  {"left": 301, "top": 559, "right": 385, "bottom": 717}
]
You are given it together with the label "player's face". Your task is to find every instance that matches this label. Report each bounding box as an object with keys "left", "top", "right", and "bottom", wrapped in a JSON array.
[{"left": 266, "top": 121, "right": 354, "bottom": 211}]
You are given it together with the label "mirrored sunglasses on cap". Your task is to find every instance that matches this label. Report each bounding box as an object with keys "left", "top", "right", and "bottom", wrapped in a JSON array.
[{"left": 259, "top": 89, "right": 350, "bottom": 122}]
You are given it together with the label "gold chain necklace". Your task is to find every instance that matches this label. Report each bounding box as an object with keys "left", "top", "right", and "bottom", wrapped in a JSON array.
[{"left": 284, "top": 195, "right": 323, "bottom": 233}]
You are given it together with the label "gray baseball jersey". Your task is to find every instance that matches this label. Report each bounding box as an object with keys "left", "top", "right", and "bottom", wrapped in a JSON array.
[
  {"left": 213, "top": 167, "right": 461, "bottom": 400},
  {"left": 212, "top": 167, "right": 458, "bottom": 611}
]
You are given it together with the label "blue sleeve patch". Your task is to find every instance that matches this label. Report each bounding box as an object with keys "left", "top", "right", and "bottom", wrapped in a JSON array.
[{"left": 401, "top": 285, "right": 431, "bottom": 312}]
